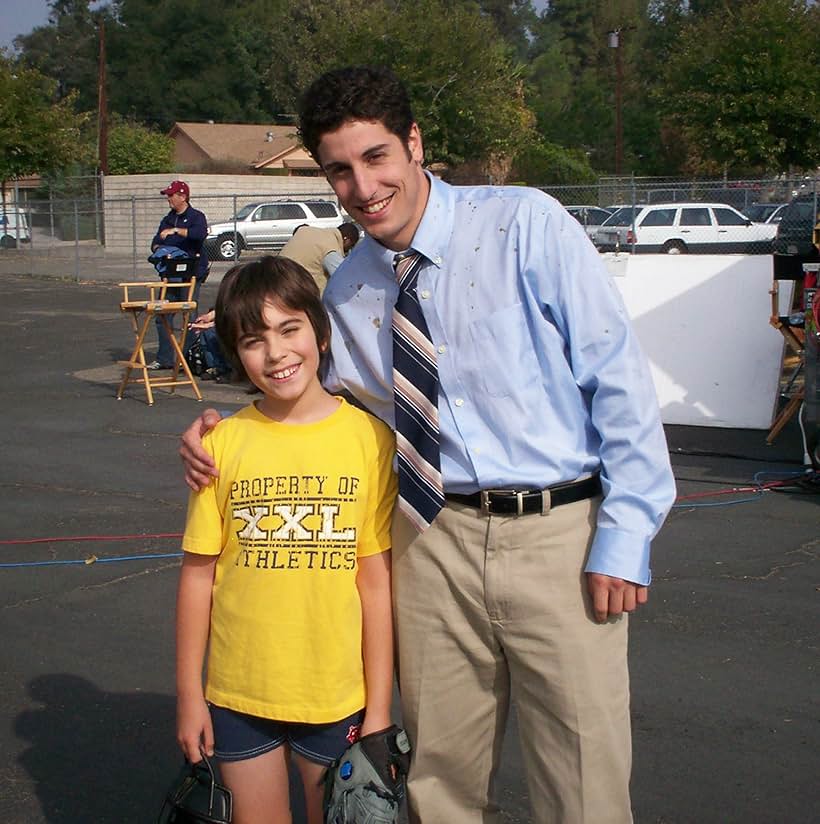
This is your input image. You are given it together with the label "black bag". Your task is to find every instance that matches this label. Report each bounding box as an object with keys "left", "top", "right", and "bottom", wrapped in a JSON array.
[
  {"left": 186, "top": 332, "right": 207, "bottom": 377},
  {"left": 157, "top": 754, "right": 232, "bottom": 824}
]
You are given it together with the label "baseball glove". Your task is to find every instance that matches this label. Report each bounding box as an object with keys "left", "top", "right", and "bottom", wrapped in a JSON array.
[{"left": 323, "top": 724, "right": 411, "bottom": 824}]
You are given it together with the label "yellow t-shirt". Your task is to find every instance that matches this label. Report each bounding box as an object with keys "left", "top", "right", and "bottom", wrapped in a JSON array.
[{"left": 182, "top": 398, "right": 397, "bottom": 723}]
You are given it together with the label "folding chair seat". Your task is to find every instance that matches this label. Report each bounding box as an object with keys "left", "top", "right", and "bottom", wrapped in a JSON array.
[{"left": 116, "top": 279, "right": 203, "bottom": 406}]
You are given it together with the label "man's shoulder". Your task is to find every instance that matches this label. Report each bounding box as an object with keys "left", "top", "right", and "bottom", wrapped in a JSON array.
[{"left": 450, "top": 180, "right": 553, "bottom": 211}]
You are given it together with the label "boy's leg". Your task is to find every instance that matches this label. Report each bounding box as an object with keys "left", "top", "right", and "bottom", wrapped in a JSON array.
[
  {"left": 219, "top": 746, "right": 292, "bottom": 824},
  {"left": 288, "top": 709, "right": 364, "bottom": 824},
  {"left": 291, "top": 755, "right": 327, "bottom": 824}
]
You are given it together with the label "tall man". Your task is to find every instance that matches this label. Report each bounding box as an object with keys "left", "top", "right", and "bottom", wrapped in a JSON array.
[
  {"left": 149, "top": 180, "right": 209, "bottom": 370},
  {"left": 180, "top": 66, "right": 676, "bottom": 823}
]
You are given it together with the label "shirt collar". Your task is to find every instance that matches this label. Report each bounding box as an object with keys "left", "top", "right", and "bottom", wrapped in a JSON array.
[{"left": 409, "top": 171, "right": 453, "bottom": 269}]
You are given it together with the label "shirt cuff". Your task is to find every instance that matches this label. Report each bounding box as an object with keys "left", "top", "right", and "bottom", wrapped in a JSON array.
[{"left": 584, "top": 526, "right": 652, "bottom": 585}]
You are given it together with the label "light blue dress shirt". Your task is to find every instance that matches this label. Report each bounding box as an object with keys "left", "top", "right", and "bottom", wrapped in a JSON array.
[{"left": 323, "top": 173, "right": 676, "bottom": 585}]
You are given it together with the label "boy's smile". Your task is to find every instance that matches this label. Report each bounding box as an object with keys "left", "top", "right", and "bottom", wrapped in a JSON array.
[{"left": 237, "top": 299, "right": 334, "bottom": 423}]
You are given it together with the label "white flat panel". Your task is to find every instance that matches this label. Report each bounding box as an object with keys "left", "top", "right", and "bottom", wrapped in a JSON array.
[{"left": 602, "top": 254, "right": 782, "bottom": 429}]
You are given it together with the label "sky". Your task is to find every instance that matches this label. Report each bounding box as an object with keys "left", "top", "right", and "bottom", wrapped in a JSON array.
[{"left": 0, "top": 0, "right": 52, "bottom": 50}]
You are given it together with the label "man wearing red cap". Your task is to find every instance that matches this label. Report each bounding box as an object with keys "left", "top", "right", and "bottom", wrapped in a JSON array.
[{"left": 148, "top": 180, "right": 210, "bottom": 370}]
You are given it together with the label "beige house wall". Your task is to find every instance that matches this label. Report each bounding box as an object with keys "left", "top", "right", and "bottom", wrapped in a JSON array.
[
  {"left": 173, "top": 134, "right": 209, "bottom": 167},
  {"left": 102, "top": 173, "right": 336, "bottom": 254}
]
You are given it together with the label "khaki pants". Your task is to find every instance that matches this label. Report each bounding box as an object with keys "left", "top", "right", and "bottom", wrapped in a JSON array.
[{"left": 392, "top": 497, "right": 632, "bottom": 824}]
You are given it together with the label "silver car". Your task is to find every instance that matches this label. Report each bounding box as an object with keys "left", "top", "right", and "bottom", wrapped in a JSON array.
[
  {"left": 565, "top": 206, "right": 614, "bottom": 240},
  {"left": 593, "top": 205, "right": 646, "bottom": 252},
  {"left": 205, "top": 200, "right": 344, "bottom": 260}
]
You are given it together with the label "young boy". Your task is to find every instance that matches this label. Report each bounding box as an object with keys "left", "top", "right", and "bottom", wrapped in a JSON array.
[{"left": 175, "top": 255, "right": 397, "bottom": 824}]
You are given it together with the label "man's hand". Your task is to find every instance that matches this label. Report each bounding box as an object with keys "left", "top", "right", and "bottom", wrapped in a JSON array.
[
  {"left": 160, "top": 227, "right": 177, "bottom": 240},
  {"left": 586, "top": 573, "right": 648, "bottom": 623},
  {"left": 179, "top": 409, "right": 223, "bottom": 491}
]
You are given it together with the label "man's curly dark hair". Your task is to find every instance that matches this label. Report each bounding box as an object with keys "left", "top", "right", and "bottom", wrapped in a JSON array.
[{"left": 298, "top": 66, "right": 415, "bottom": 162}]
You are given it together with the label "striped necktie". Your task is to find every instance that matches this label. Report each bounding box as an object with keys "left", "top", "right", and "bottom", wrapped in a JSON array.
[{"left": 392, "top": 251, "right": 444, "bottom": 530}]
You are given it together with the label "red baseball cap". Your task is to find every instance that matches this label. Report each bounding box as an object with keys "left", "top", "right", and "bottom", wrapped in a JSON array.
[{"left": 160, "top": 180, "right": 190, "bottom": 197}]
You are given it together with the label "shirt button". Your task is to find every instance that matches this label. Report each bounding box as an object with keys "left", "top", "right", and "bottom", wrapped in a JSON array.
[
  {"left": 433, "top": 256, "right": 443, "bottom": 265},
  {"left": 437, "top": 345, "right": 446, "bottom": 354},
  {"left": 455, "top": 398, "right": 464, "bottom": 407},
  {"left": 420, "top": 290, "right": 431, "bottom": 299}
]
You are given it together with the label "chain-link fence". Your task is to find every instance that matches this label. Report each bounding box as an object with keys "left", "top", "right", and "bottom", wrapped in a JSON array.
[
  {"left": 538, "top": 175, "right": 819, "bottom": 256},
  {"left": 2, "top": 174, "right": 818, "bottom": 280}
]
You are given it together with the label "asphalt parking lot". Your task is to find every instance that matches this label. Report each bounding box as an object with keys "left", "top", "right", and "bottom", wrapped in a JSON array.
[{"left": 0, "top": 272, "right": 818, "bottom": 823}]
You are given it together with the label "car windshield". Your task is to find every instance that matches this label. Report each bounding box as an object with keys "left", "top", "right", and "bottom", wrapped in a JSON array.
[
  {"left": 602, "top": 207, "right": 641, "bottom": 227},
  {"left": 232, "top": 204, "right": 257, "bottom": 221},
  {"left": 744, "top": 204, "right": 777, "bottom": 222}
]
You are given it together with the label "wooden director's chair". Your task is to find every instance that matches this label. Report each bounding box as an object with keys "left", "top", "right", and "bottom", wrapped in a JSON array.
[
  {"left": 767, "top": 265, "right": 806, "bottom": 444},
  {"left": 116, "top": 279, "right": 203, "bottom": 406}
]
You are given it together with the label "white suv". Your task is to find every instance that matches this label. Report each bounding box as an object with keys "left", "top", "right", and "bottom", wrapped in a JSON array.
[
  {"left": 595, "top": 202, "right": 777, "bottom": 254},
  {"left": 205, "top": 200, "right": 344, "bottom": 260}
]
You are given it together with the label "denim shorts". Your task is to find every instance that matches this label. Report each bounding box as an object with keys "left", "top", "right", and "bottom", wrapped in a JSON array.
[{"left": 210, "top": 704, "right": 364, "bottom": 766}]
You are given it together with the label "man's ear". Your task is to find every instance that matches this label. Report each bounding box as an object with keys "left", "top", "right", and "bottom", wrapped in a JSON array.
[{"left": 407, "top": 123, "right": 424, "bottom": 164}]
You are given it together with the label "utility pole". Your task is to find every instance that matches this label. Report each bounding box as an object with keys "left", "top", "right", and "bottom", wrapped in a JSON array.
[
  {"left": 97, "top": 18, "right": 108, "bottom": 175},
  {"left": 608, "top": 29, "right": 623, "bottom": 176}
]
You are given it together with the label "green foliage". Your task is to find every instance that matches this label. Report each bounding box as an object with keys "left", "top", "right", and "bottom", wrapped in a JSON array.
[
  {"left": 107, "top": 118, "right": 175, "bottom": 174},
  {"left": 510, "top": 140, "right": 598, "bottom": 185},
  {"left": 8, "top": 0, "right": 819, "bottom": 181},
  {"left": 0, "top": 55, "right": 90, "bottom": 191},
  {"left": 259, "top": 0, "right": 535, "bottom": 175},
  {"left": 659, "top": 0, "right": 820, "bottom": 173},
  {"left": 13, "top": 0, "right": 105, "bottom": 112}
]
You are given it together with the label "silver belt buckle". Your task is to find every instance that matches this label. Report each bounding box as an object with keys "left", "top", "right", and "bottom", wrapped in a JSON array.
[
  {"left": 516, "top": 491, "right": 525, "bottom": 516},
  {"left": 480, "top": 490, "right": 491, "bottom": 515}
]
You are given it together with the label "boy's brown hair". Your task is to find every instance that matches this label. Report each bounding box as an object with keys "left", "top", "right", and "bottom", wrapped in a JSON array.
[{"left": 215, "top": 255, "right": 331, "bottom": 383}]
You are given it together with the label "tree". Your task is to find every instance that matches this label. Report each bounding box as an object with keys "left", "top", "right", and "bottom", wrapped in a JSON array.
[
  {"left": 106, "top": 118, "right": 175, "bottom": 174},
  {"left": 659, "top": 0, "right": 820, "bottom": 173},
  {"left": 107, "top": 0, "right": 276, "bottom": 129},
  {"left": 13, "top": 0, "right": 110, "bottom": 113},
  {"left": 0, "top": 56, "right": 90, "bottom": 199},
  {"left": 510, "top": 139, "right": 598, "bottom": 185},
  {"left": 259, "top": 0, "right": 535, "bottom": 179}
]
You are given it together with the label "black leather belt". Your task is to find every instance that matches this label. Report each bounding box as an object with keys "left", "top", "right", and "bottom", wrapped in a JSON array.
[{"left": 445, "top": 474, "right": 601, "bottom": 516}]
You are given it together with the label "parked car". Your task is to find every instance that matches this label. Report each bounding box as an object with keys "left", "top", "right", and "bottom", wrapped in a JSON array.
[
  {"left": 593, "top": 205, "right": 647, "bottom": 251},
  {"left": 0, "top": 206, "right": 32, "bottom": 248},
  {"left": 596, "top": 202, "right": 777, "bottom": 254},
  {"left": 773, "top": 194, "right": 819, "bottom": 259},
  {"left": 744, "top": 203, "right": 788, "bottom": 224},
  {"left": 205, "top": 199, "right": 345, "bottom": 260},
  {"left": 565, "top": 205, "right": 613, "bottom": 240}
]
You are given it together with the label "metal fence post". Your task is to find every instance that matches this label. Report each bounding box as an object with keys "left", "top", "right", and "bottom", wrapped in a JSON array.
[
  {"left": 232, "top": 194, "right": 238, "bottom": 261},
  {"left": 48, "top": 184, "right": 55, "bottom": 240},
  {"left": 131, "top": 196, "right": 137, "bottom": 277},
  {"left": 95, "top": 171, "right": 103, "bottom": 245},
  {"left": 74, "top": 200, "right": 80, "bottom": 282}
]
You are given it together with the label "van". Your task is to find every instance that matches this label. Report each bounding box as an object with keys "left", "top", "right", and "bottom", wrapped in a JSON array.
[{"left": 0, "top": 207, "right": 32, "bottom": 248}]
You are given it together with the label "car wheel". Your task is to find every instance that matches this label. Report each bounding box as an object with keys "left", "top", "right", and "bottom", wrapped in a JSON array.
[
  {"left": 0, "top": 235, "right": 17, "bottom": 249},
  {"left": 662, "top": 240, "right": 687, "bottom": 255},
  {"left": 217, "top": 234, "right": 241, "bottom": 260}
]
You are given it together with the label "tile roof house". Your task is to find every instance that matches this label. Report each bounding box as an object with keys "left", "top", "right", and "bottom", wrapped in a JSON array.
[{"left": 169, "top": 122, "right": 321, "bottom": 175}]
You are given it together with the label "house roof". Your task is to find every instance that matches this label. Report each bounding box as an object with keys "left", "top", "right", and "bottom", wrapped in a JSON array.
[{"left": 169, "top": 122, "right": 318, "bottom": 170}]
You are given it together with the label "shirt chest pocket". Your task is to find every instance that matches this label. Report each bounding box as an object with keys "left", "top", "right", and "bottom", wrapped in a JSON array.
[{"left": 467, "top": 303, "right": 542, "bottom": 398}]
